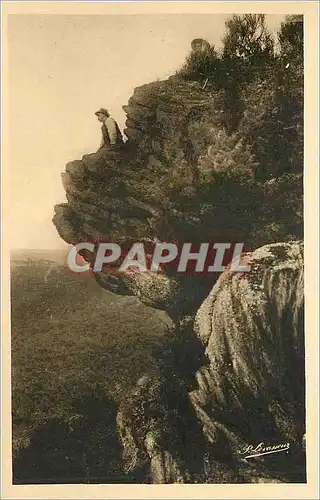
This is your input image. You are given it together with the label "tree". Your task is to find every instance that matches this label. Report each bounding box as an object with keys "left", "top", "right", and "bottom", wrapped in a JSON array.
[
  {"left": 278, "top": 15, "right": 303, "bottom": 60},
  {"left": 222, "top": 14, "right": 274, "bottom": 64},
  {"left": 238, "top": 15, "right": 303, "bottom": 179},
  {"left": 221, "top": 14, "right": 275, "bottom": 131},
  {"left": 176, "top": 42, "right": 220, "bottom": 86}
]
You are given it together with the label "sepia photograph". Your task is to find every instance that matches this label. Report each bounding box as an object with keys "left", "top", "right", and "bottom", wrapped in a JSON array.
[{"left": 1, "top": 1, "right": 319, "bottom": 497}]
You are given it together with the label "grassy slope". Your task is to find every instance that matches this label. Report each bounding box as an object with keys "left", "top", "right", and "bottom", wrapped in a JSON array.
[{"left": 11, "top": 254, "right": 172, "bottom": 468}]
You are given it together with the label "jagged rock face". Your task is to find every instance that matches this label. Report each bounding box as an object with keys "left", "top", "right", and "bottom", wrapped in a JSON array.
[
  {"left": 116, "top": 375, "right": 207, "bottom": 484},
  {"left": 53, "top": 79, "right": 223, "bottom": 246},
  {"left": 53, "top": 76, "right": 305, "bottom": 483},
  {"left": 53, "top": 80, "right": 224, "bottom": 315},
  {"left": 52, "top": 78, "right": 304, "bottom": 483},
  {"left": 191, "top": 241, "right": 305, "bottom": 474},
  {"left": 122, "top": 79, "right": 223, "bottom": 158},
  {"left": 53, "top": 78, "right": 302, "bottom": 316},
  {"left": 117, "top": 242, "right": 305, "bottom": 483}
]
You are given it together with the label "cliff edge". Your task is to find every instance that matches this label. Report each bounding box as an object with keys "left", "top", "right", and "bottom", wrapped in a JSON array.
[{"left": 52, "top": 78, "right": 304, "bottom": 483}]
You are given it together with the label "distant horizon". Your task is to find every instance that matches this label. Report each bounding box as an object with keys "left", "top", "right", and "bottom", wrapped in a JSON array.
[
  {"left": 11, "top": 248, "right": 69, "bottom": 252},
  {"left": 10, "top": 247, "right": 69, "bottom": 255}
]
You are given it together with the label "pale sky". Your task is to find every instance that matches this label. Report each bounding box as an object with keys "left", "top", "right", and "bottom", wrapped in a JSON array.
[{"left": 7, "top": 14, "right": 285, "bottom": 250}]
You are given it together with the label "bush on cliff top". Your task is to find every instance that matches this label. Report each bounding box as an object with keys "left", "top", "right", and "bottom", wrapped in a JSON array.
[{"left": 176, "top": 15, "right": 303, "bottom": 180}]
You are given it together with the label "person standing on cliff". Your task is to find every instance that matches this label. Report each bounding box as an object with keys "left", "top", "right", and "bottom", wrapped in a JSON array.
[{"left": 95, "top": 108, "right": 124, "bottom": 150}]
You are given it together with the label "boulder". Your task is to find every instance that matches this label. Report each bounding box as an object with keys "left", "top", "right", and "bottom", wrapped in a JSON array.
[{"left": 117, "top": 242, "right": 305, "bottom": 483}]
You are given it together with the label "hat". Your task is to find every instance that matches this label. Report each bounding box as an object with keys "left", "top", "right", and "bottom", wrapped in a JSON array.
[{"left": 95, "top": 108, "right": 109, "bottom": 116}]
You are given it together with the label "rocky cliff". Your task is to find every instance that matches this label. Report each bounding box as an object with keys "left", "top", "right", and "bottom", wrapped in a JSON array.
[
  {"left": 53, "top": 78, "right": 304, "bottom": 483},
  {"left": 53, "top": 79, "right": 229, "bottom": 319},
  {"left": 53, "top": 80, "right": 224, "bottom": 247},
  {"left": 53, "top": 78, "right": 302, "bottom": 314},
  {"left": 116, "top": 242, "right": 305, "bottom": 483}
]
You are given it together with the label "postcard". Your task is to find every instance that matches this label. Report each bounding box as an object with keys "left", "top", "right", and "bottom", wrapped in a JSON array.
[{"left": 1, "top": 1, "right": 319, "bottom": 498}]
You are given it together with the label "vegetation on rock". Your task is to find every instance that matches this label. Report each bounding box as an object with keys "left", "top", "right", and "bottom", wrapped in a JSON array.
[
  {"left": 46, "top": 14, "right": 306, "bottom": 484},
  {"left": 54, "top": 16, "right": 303, "bottom": 271}
]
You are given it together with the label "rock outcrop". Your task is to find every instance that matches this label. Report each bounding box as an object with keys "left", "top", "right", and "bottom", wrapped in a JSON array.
[
  {"left": 53, "top": 78, "right": 305, "bottom": 483},
  {"left": 53, "top": 78, "right": 302, "bottom": 318},
  {"left": 53, "top": 79, "right": 227, "bottom": 318},
  {"left": 53, "top": 80, "right": 223, "bottom": 247},
  {"left": 117, "top": 242, "right": 305, "bottom": 483}
]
